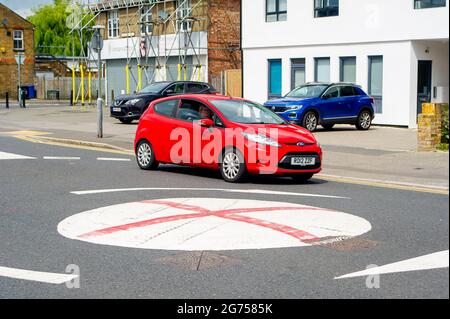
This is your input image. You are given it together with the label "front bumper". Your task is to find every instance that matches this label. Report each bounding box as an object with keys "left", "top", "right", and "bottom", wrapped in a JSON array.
[{"left": 110, "top": 105, "right": 143, "bottom": 120}]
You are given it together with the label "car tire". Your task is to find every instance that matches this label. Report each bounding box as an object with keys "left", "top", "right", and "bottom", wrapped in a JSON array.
[
  {"left": 220, "top": 148, "right": 248, "bottom": 183},
  {"left": 119, "top": 118, "right": 133, "bottom": 124},
  {"left": 291, "top": 173, "right": 314, "bottom": 183},
  {"left": 355, "top": 110, "right": 372, "bottom": 130},
  {"left": 322, "top": 124, "right": 335, "bottom": 130},
  {"left": 136, "top": 140, "right": 159, "bottom": 170},
  {"left": 302, "top": 111, "right": 319, "bottom": 132}
]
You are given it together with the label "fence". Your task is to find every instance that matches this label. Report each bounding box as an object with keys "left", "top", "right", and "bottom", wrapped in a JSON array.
[
  {"left": 35, "top": 76, "right": 105, "bottom": 102},
  {"left": 211, "top": 69, "right": 242, "bottom": 97}
]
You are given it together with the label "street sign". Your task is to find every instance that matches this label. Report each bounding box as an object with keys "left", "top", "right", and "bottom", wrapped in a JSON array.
[
  {"left": 15, "top": 54, "right": 25, "bottom": 65},
  {"left": 58, "top": 198, "right": 372, "bottom": 251}
]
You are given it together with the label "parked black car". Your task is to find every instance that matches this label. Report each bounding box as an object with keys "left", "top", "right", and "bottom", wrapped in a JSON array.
[{"left": 110, "top": 81, "right": 217, "bottom": 124}]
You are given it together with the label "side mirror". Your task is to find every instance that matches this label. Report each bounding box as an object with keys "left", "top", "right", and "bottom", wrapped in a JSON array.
[{"left": 197, "top": 118, "right": 214, "bottom": 127}]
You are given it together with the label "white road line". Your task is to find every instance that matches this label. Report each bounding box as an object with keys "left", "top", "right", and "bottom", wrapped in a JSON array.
[
  {"left": 0, "top": 266, "right": 78, "bottom": 284},
  {"left": 335, "top": 250, "right": 449, "bottom": 279},
  {"left": 43, "top": 156, "right": 81, "bottom": 160},
  {"left": 70, "top": 187, "right": 349, "bottom": 199},
  {"left": 0, "top": 151, "right": 35, "bottom": 160},
  {"left": 97, "top": 157, "right": 131, "bottom": 162}
]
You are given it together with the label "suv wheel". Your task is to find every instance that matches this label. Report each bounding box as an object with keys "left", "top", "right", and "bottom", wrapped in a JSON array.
[
  {"left": 356, "top": 110, "right": 372, "bottom": 130},
  {"left": 136, "top": 140, "right": 159, "bottom": 170},
  {"left": 302, "top": 111, "right": 318, "bottom": 132}
]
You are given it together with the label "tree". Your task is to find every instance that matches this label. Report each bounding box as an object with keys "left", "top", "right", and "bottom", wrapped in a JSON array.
[{"left": 28, "top": 0, "right": 93, "bottom": 57}]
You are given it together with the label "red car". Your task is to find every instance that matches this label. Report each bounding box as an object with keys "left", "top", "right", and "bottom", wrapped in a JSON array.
[{"left": 134, "top": 94, "right": 322, "bottom": 183}]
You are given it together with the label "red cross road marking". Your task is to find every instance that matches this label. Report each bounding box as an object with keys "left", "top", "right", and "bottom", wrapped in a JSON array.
[{"left": 79, "top": 200, "right": 336, "bottom": 243}]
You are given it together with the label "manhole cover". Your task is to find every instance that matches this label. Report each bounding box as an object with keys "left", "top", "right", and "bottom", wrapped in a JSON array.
[
  {"left": 308, "top": 236, "right": 379, "bottom": 251},
  {"left": 156, "top": 252, "right": 241, "bottom": 271}
]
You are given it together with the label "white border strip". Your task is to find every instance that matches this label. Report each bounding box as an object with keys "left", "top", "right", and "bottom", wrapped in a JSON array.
[
  {"left": 70, "top": 187, "right": 349, "bottom": 199},
  {"left": 0, "top": 266, "right": 78, "bottom": 284}
]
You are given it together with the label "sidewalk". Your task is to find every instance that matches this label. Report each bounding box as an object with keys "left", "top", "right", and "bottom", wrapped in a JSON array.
[{"left": 0, "top": 104, "right": 448, "bottom": 189}]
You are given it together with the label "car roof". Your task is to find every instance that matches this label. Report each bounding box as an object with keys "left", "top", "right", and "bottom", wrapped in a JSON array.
[{"left": 175, "top": 94, "right": 244, "bottom": 102}]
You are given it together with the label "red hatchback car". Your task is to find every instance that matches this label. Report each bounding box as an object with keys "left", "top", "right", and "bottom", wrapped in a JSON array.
[{"left": 134, "top": 94, "right": 322, "bottom": 183}]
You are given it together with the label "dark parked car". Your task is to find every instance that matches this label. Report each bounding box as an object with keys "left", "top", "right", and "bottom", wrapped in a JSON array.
[
  {"left": 263, "top": 82, "right": 375, "bottom": 132},
  {"left": 111, "top": 81, "right": 217, "bottom": 124}
]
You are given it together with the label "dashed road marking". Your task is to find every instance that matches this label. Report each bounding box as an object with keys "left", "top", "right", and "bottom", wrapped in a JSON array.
[
  {"left": 43, "top": 156, "right": 81, "bottom": 160},
  {"left": 335, "top": 250, "right": 449, "bottom": 279},
  {"left": 0, "top": 151, "right": 35, "bottom": 160},
  {"left": 0, "top": 266, "right": 78, "bottom": 284},
  {"left": 97, "top": 157, "right": 131, "bottom": 162}
]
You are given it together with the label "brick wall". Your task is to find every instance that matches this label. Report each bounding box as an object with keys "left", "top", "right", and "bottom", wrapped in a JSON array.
[
  {"left": 207, "top": 0, "right": 241, "bottom": 82},
  {"left": 0, "top": 4, "right": 35, "bottom": 99},
  {"left": 417, "top": 103, "right": 447, "bottom": 151}
]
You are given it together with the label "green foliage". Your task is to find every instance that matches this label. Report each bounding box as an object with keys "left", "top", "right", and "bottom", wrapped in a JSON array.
[
  {"left": 441, "top": 106, "right": 449, "bottom": 144},
  {"left": 28, "top": 0, "right": 94, "bottom": 57}
]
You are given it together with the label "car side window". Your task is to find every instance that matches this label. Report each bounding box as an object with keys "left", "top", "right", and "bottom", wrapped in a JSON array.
[
  {"left": 165, "top": 83, "right": 185, "bottom": 95},
  {"left": 186, "top": 83, "right": 206, "bottom": 93},
  {"left": 177, "top": 99, "right": 217, "bottom": 123},
  {"left": 323, "top": 86, "right": 340, "bottom": 99},
  {"left": 154, "top": 99, "right": 179, "bottom": 117},
  {"left": 340, "top": 86, "right": 355, "bottom": 97}
]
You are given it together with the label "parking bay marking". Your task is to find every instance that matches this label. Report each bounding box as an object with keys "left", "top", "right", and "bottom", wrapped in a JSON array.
[
  {"left": 0, "top": 266, "right": 78, "bottom": 284},
  {"left": 70, "top": 187, "right": 350, "bottom": 199},
  {"left": 335, "top": 250, "right": 449, "bottom": 279},
  {"left": 58, "top": 198, "right": 371, "bottom": 251}
]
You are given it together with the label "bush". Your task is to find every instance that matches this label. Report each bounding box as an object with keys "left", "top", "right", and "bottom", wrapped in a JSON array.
[{"left": 442, "top": 106, "right": 449, "bottom": 144}]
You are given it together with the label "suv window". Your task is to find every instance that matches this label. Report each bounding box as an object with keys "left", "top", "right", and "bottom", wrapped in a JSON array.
[
  {"left": 187, "top": 83, "right": 208, "bottom": 93},
  {"left": 165, "top": 83, "right": 185, "bottom": 95},
  {"left": 340, "top": 86, "right": 355, "bottom": 97},
  {"left": 154, "top": 100, "right": 178, "bottom": 117},
  {"left": 322, "top": 86, "right": 340, "bottom": 99}
]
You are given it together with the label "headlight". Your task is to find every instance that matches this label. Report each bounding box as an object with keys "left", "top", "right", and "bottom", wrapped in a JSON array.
[
  {"left": 125, "top": 98, "right": 142, "bottom": 106},
  {"left": 286, "top": 105, "right": 303, "bottom": 110},
  {"left": 242, "top": 133, "right": 281, "bottom": 148}
]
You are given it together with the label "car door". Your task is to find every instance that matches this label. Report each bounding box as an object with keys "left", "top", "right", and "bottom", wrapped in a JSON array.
[
  {"left": 338, "top": 86, "right": 358, "bottom": 118},
  {"left": 150, "top": 99, "right": 180, "bottom": 163},
  {"left": 316, "top": 86, "right": 342, "bottom": 120}
]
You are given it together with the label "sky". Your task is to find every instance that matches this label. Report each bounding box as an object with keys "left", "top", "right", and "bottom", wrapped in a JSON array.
[{"left": 1, "top": 0, "right": 99, "bottom": 18}]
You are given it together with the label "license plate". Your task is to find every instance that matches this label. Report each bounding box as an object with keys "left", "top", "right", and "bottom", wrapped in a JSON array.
[
  {"left": 112, "top": 107, "right": 121, "bottom": 112},
  {"left": 291, "top": 157, "right": 315, "bottom": 166}
]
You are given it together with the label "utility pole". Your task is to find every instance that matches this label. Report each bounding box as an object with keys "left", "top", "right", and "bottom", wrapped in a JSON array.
[
  {"left": 15, "top": 53, "right": 24, "bottom": 107},
  {"left": 92, "top": 25, "right": 105, "bottom": 138}
]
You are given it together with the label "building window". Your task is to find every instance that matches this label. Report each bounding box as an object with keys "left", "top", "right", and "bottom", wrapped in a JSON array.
[
  {"left": 291, "top": 58, "right": 306, "bottom": 90},
  {"left": 266, "top": 0, "right": 287, "bottom": 22},
  {"left": 414, "top": 0, "right": 446, "bottom": 9},
  {"left": 141, "top": 6, "right": 153, "bottom": 34},
  {"left": 13, "top": 30, "right": 24, "bottom": 50},
  {"left": 314, "top": 0, "right": 339, "bottom": 18},
  {"left": 315, "top": 57, "right": 330, "bottom": 82},
  {"left": 340, "top": 57, "right": 356, "bottom": 83},
  {"left": 108, "top": 10, "right": 119, "bottom": 38},
  {"left": 176, "top": 0, "right": 193, "bottom": 32},
  {"left": 368, "top": 56, "right": 383, "bottom": 114},
  {"left": 268, "top": 59, "right": 282, "bottom": 99}
]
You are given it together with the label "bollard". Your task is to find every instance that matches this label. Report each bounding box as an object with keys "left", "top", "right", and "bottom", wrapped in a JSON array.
[
  {"left": 111, "top": 90, "right": 114, "bottom": 104},
  {"left": 5, "top": 92, "right": 9, "bottom": 109},
  {"left": 70, "top": 90, "right": 73, "bottom": 106},
  {"left": 21, "top": 90, "right": 26, "bottom": 108}
]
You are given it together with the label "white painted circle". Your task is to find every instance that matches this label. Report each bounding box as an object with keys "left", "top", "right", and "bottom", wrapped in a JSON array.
[{"left": 58, "top": 198, "right": 372, "bottom": 251}]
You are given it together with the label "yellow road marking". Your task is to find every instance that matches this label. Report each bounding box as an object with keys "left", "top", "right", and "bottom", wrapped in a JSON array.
[
  {"left": 4, "top": 130, "right": 51, "bottom": 137},
  {"left": 316, "top": 174, "right": 449, "bottom": 195}
]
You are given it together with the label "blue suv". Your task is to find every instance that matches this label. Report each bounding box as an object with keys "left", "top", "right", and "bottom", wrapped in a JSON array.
[{"left": 264, "top": 83, "right": 375, "bottom": 132}]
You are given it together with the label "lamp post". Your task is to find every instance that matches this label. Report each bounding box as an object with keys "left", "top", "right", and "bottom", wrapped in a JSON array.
[{"left": 91, "top": 25, "right": 104, "bottom": 138}]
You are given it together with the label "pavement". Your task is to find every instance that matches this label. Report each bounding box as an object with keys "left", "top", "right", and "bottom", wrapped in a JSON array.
[{"left": 0, "top": 103, "right": 448, "bottom": 190}]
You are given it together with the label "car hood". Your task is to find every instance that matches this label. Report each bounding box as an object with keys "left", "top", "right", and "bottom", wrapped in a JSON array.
[
  {"left": 234, "top": 123, "right": 317, "bottom": 145},
  {"left": 115, "top": 93, "right": 158, "bottom": 101},
  {"left": 264, "top": 97, "right": 315, "bottom": 106}
]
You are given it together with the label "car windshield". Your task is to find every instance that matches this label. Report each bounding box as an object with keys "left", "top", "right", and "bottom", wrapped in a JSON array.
[
  {"left": 286, "top": 85, "right": 328, "bottom": 98},
  {"left": 139, "top": 82, "right": 170, "bottom": 94},
  {"left": 210, "top": 99, "right": 286, "bottom": 125}
]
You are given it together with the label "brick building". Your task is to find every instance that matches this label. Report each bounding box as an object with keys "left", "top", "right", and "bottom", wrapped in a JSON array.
[
  {"left": 0, "top": 3, "right": 35, "bottom": 99},
  {"left": 84, "top": 0, "right": 241, "bottom": 102}
]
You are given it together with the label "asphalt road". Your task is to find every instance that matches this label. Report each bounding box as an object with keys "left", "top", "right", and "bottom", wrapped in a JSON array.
[{"left": 0, "top": 135, "right": 448, "bottom": 299}]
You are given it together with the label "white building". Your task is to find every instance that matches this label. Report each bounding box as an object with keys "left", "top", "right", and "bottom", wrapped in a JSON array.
[{"left": 242, "top": 0, "right": 449, "bottom": 128}]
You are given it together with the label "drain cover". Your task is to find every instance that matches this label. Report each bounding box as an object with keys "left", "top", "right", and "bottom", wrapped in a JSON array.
[
  {"left": 307, "top": 236, "right": 379, "bottom": 251},
  {"left": 156, "top": 252, "right": 241, "bottom": 271}
]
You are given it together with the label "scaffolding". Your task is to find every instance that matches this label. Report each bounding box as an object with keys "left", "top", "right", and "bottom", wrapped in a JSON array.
[{"left": 68, "top": 0, "right": 240, "bottom": 105}]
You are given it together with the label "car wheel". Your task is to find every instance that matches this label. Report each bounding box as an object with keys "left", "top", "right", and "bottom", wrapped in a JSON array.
[
  {"left": 119, "top": 118, "right": 133, "bottom": 124},
  {"left": 291, "top": 173, "right": 314, "bottom": 183},
  {"left": 322, "top": 124, "right": 335, "bottom": 130},
  {"left": 136, "top": 140, "right": 159, "bottom": 170},
  {"left": 356, "top": 110, "right": 372, "bottom": 130},
  {"left": 220, "top": 148, "right": 247, "bottom": 183},
  {"left": 302, "top": 111, "right": 318, "bottom": 132}
]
